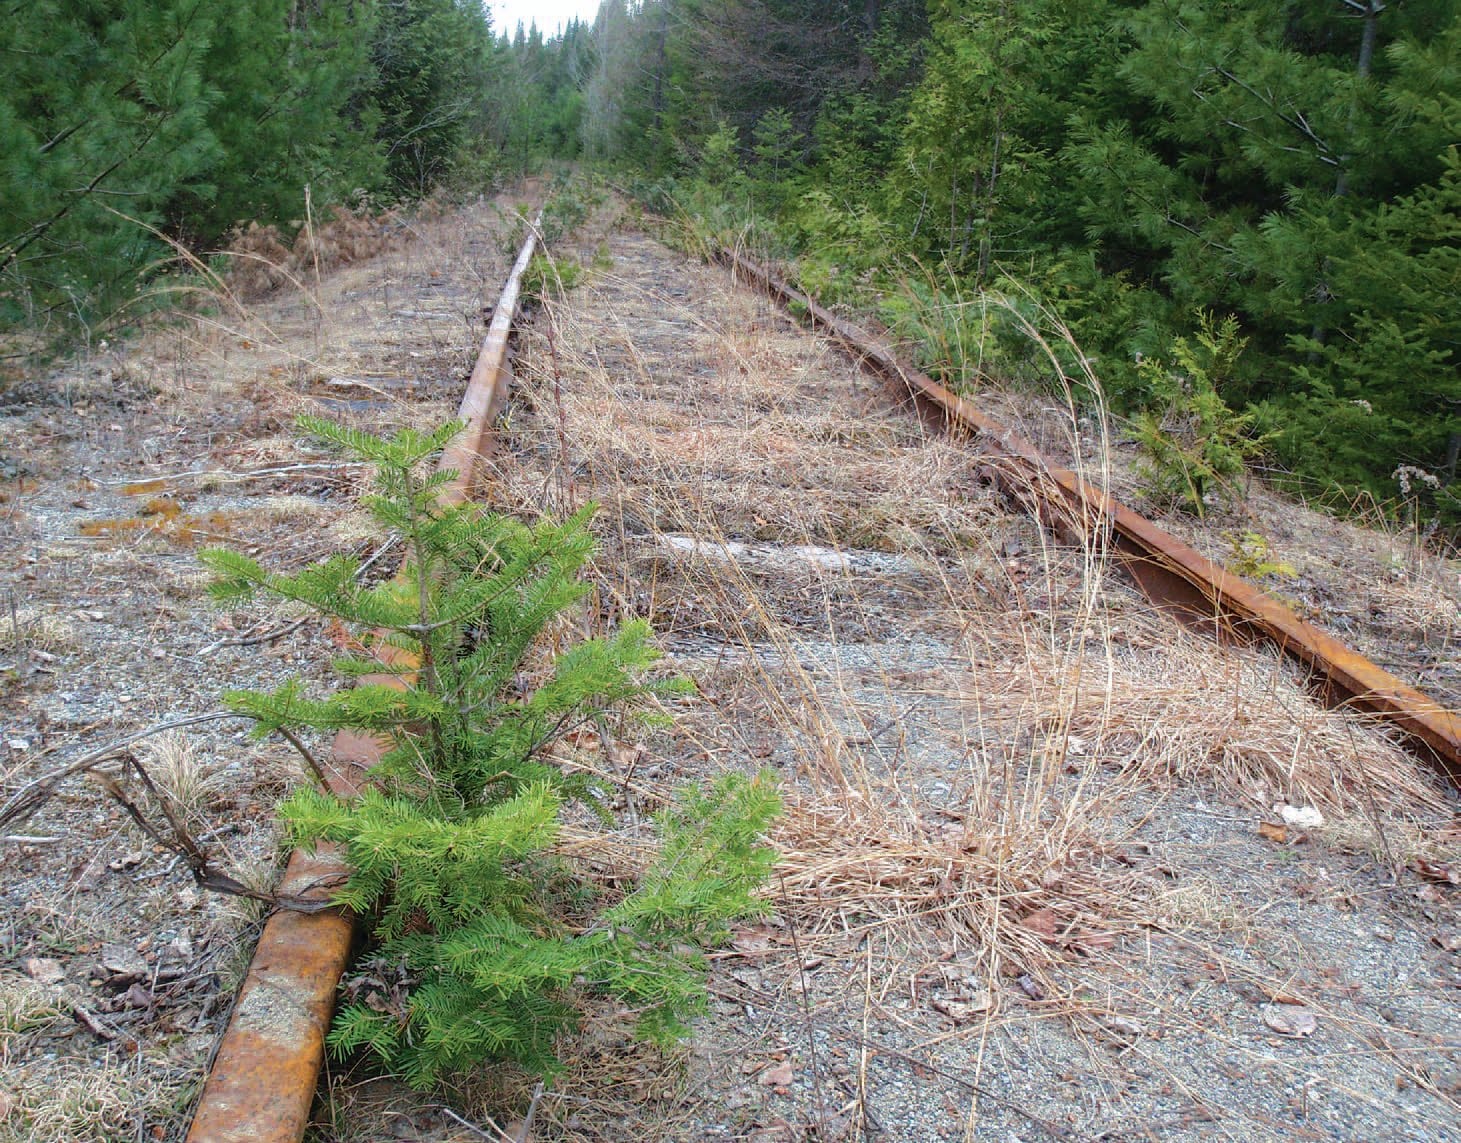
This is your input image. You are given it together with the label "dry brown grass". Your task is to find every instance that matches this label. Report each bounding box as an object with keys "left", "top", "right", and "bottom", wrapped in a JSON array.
[
  {"left": 499, "top": 232, "right": 1442, "bottom": 1023},
  {"left": 0, "top": 607, "right": 77, "bottom": 653},
  {"left": 223, "top": 204, "right": 403, "bottom": 298}
]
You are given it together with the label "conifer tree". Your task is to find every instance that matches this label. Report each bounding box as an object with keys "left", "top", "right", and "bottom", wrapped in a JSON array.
[{"left": 200, "top": 419, "right": 781, "bottom": 1086}]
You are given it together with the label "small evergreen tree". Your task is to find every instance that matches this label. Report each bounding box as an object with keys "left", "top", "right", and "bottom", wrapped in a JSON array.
[
  {"left": 1131, "top": 312, "right": 1267, "bottom": 516},
  {"left": 200, "top": 418, "right": 780, "bottom": 1087}
]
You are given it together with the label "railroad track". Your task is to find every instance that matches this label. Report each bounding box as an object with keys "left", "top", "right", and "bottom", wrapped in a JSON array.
[
  {"left": 184, "top": 217, "right": 541, "bottom": 1143},
  {"left": 184, "top": 210, "right": 1457, "bottom": 1142}
]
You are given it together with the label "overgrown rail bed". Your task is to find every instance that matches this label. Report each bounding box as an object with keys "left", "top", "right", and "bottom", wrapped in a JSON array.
[{"left": 2, "top": 193, "right": 1459, "bottom": 1142}]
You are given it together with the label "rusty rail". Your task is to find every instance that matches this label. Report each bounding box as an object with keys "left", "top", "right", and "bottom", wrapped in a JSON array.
[
  {"left": 185, "top": 213, "right": 542, "bottom": 1143},
  {"left": 722, "top": 250, "right": 1461, "bottom": 789}
]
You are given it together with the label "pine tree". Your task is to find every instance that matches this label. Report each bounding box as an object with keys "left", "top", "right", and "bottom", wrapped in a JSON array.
[
  {"left": 367, "top": 0, "right": 495, "bottom": 194},
  {"left": 0, "top": 0, "right": 219, "bottom": 334},
  {"left": 201, "top": 418, "right": 780, "bottom": 1086}
]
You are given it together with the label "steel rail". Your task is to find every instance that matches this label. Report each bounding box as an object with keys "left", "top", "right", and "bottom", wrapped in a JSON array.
[
  {"left": 185, "top": 213, "right": 542, "bottom": 1143},
  {"left": 722, "top": 250, "right": 1461, "bottom": 789}
]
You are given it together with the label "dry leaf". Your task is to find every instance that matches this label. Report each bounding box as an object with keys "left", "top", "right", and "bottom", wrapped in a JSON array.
[
  {"left": 1019, "top": 908, "right": 1060, "bottom": 941},
  {"left": 108, "top": 850, "right": 145, "bottom": 872},
  {"left": 731, "top": 926, "right": 778, "bottom": 957},
  {"left": 932, "top": 989, "right": 993, "bottom": 1023},
  {"left": 1257, "top": 821, "right": 1288, "bottom": 843},
  {"left": 1098, "top": 1014, "right": 1144, "bottom": 1039},
  {"left": 758, "top": 1060, "right": 795, "bottom": 1087},
  {"left": 1261, "top": 1004, "right": 1317, "bottom": 1038},
  {"left": 1411, "top": 859, "right": 1458, "bottom": 885},
  {"left": 608, "top": 742, "right": 643, "bottom": 767},
  {"left": 1259, "top": 984, "right": 1304, "bottom": 1005},
  {"left": 1072, "top": 929, "right": 1117, "bottom": 954},
  {"left": 122, "top": 983, "right": 153, "bottom": 1010}
]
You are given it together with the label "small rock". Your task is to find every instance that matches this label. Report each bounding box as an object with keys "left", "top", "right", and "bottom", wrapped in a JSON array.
[
  {"left": 1277, "top": 804, "right": 1324, "bottom": 830},
  {"left": 98, "top": 943, "right": 147, "bottom": 985},
  {"left": 1261, "top": 1003, "right": 1317, "bottom": 1038},
  {"left": 23, "top": 957, "right": 65, "bottom": 985}
]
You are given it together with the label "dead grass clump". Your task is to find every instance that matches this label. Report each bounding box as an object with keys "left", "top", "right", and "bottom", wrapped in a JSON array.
[
  {"left": 0, "top": 607, "right": 78, "bottom": 653},
  {"left": 0, "top": 973, "right": 64, "bottom": 1045},
  {"left": 253, "top": 493, "right": 325, "bottom": 524},
  {"left": 223, "top": 205, "right": 401, "bottom": 298},
  {"left": 0, "top": 1056, "right": 178, "bottom": 1142},
  {"left": 291, "top": 204, "right": 400, "bottom": 275},
  {"left": 769, "top": 786, "right": 1161, "bottom": 982},
  {"left": 135, "top": 731, "right": 227, "bottom": 830},
  {"left": 222, "top": 221, "right": 294, "bottom": 295},
  {"left": 1038, "top": 640, "right": 1451, "bottom": 818}
]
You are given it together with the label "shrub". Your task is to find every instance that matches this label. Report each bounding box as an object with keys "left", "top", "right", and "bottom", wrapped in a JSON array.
[{"left": 1131, "top": 312, "right": 1268, "bottom": 516}]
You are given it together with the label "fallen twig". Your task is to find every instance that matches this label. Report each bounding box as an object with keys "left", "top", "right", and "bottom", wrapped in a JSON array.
[
  {"left": 438, "top": 1107, "right": 501, "bottom": 1141},
  {"left": 0, "top": 709, "right": 327, "bottom": 828},
  {"left": 0, "top": 712, "right": 241, "bottom": 830},
  {"left": 199, "top": 616, "right": 308, "bottom": 655},
  {"left": 98, "top": 460, "right": 367, "bottom": 489}
]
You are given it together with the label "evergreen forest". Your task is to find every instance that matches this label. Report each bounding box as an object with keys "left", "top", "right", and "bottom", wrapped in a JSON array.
[{"left": 2, "top": 0, "right": 1457, "bottom": 525}]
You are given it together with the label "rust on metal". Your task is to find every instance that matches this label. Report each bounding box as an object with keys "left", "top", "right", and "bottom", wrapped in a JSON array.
[
  {"left": 186, "top": 215, "right": 543, "bottom": 1143},
  {"left": 723, "top": 250, "right": 1461, "bottom": 787},
  {"left": 440, "top": 215, "right": 541, "bottom": 498}
]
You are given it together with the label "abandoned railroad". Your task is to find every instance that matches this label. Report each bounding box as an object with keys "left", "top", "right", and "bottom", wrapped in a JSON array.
[{"left": 1, "top": 188, "right": 1458, "bottom": 1143}]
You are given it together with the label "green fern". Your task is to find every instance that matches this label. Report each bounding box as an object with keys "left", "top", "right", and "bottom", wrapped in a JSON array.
[{"left": 202, "top": 418, "right": 778, "bottom": 1088}]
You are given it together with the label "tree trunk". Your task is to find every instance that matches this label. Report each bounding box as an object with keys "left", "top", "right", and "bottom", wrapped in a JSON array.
[
  {"left": 650, "top": 8, "right": 668, "bottom": 136},
  {"left": 1317, "top": 2, "right": 1384, "bottom": 345}
]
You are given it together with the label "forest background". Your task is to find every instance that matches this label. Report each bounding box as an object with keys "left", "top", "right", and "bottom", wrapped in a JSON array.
[{"left": 2, "top": 0, "right": 1456, "bottom": 528}]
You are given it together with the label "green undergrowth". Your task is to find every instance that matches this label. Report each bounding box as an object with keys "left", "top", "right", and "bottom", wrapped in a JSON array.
[{"left": 200, "top": 418, "right": 780, "bottom": 1088}]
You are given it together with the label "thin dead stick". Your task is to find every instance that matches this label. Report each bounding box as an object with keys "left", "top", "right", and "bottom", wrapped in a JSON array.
[
  {"left": 781, "top": 874, "right": 832, "bottom": 1137},
  {"left": 0, "top": 711, "right": 240, "bottom": 830},
  {"left": 200, "top": 616, "right": 309, "bottom": 655},
  {"left": 517, "top": 1080, "right": 545, "bottom": 1143},
  {"left": 354, "top": 533, "right": 402, "bottom": 580},
  {"left": 0, "top": 710, "right": 327, "bottom": 829},
  {"left": 275, "top": 725, "right": 329, "bottom": 790},
  {"left": 97, "top": 763, "right": 269, "bottom": 905},
  {"left": 96, "top": 461, "right": 367, "bottom": 488},
  {"left": 97, "top": 761, "right": 342, "bottom": 913},
  {"left": 437, "top": 1108, "right": 500, "bottom": 1141}
]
